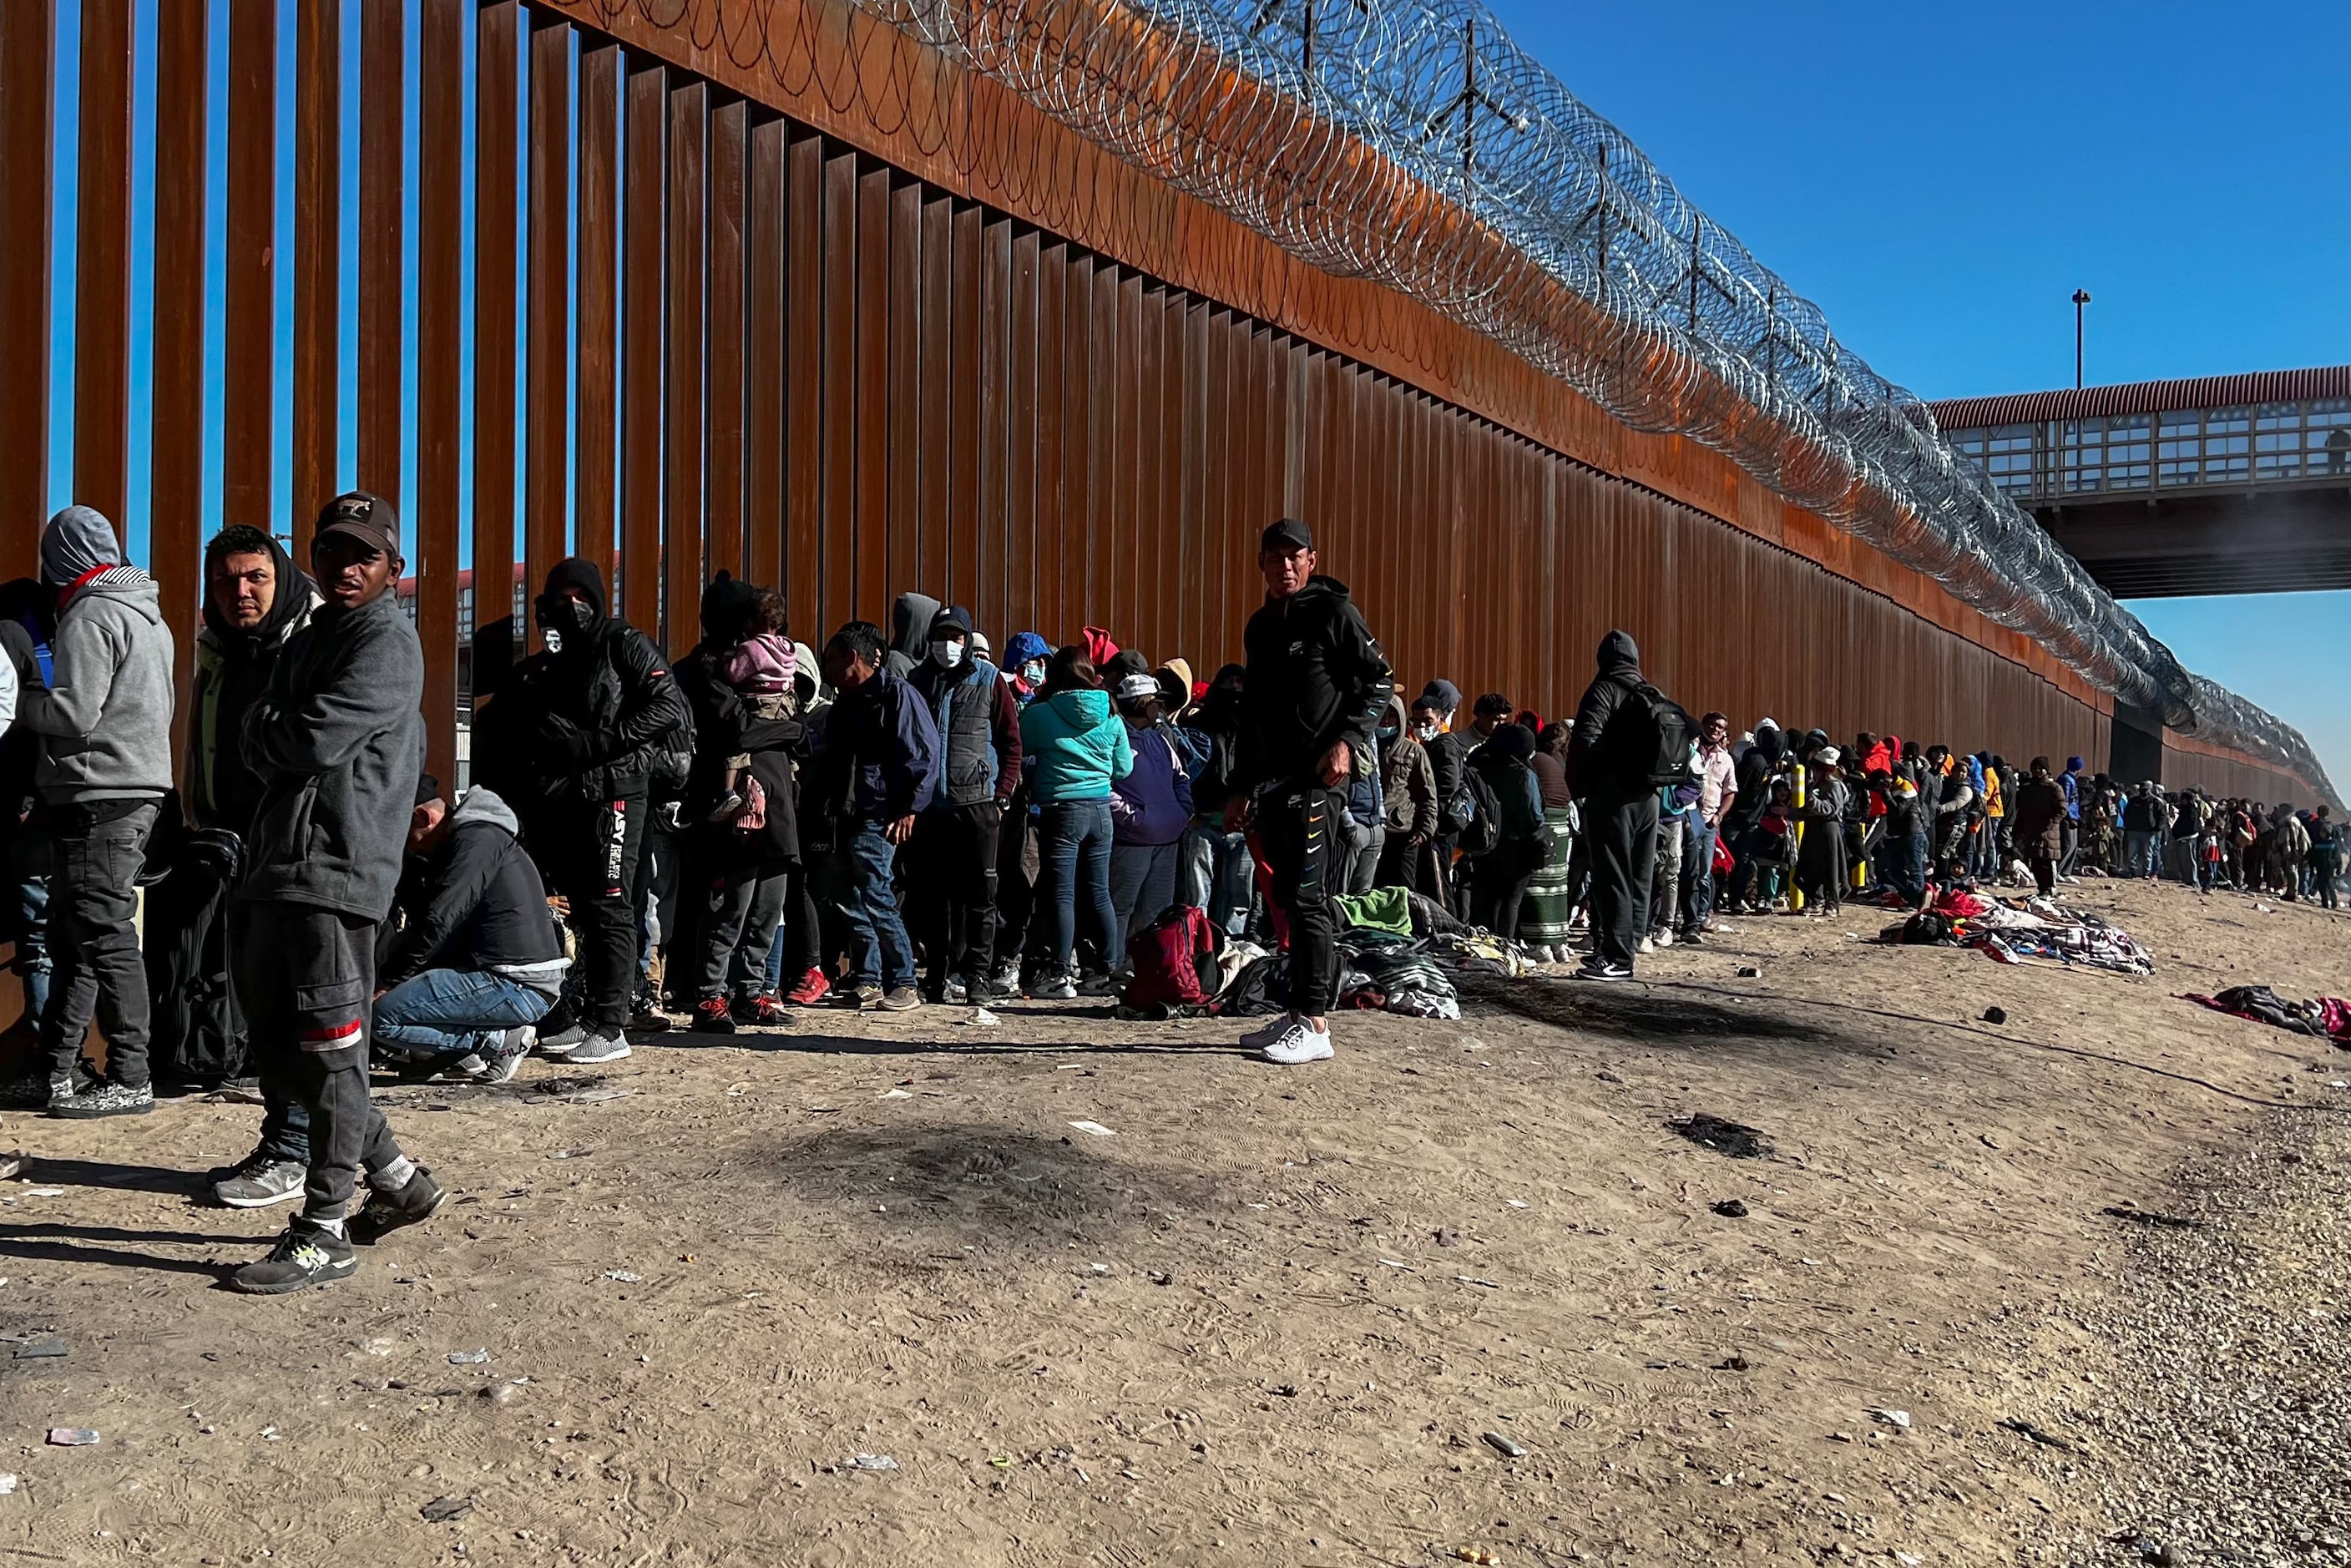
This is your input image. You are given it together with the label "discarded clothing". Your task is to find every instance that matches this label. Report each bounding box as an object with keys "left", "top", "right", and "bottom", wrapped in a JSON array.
[
  {"left": 2182, "top": 985, "right": 2351, "bottom": 1043},
  {"left": 1332, "top": 885, "right": 1413, "bottom": 939}
]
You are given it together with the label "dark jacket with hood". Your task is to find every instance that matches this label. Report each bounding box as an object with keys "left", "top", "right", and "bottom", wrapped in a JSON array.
[
  {"left": 1566, "top": 630, "right": 1648, "bottom": 801},
  {"left": 17, "top": 506, "right": 176, "bottom": 803},
  {"left": 813, "top": 665, "right": 942, "bottom": 823},
  {"left": 1179, "top": 667, "right": 1246, "bottom": 816},
  {"left": 236, "top": 580, "right": 427, "bottom": 922},
  {"left": 908, "top": 607, "right": 1023, "bottom": 811},
  {"left": 883, "top": 591, "right": 944, "bottom": 680},
  {"left": 483, "top": 558, "right": 692, "bottom": 811},
  {"left": 189, "top": 533, "right": 317, "bottom": 836},
  {"left": 1236, "top": 575, "right": 1394, "bottom": 796},
  {"left": 380, "top": 785, "right": 569, "bottom": 996},
  {"left": 671, "top": 574, "right": 804, "bottom": 866}
]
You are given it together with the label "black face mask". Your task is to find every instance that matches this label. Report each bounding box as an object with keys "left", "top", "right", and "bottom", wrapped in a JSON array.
[{"left": 535, "top": 594, "right": 595, "bottom": 640}]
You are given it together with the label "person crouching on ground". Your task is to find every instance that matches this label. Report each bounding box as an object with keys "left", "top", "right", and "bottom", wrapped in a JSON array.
[
  {"left": 226, "top": 491, "right": 437, "bottom": 1294},
  {"left": 372, "top": 779, "right": 569, "bottom": 1082}
]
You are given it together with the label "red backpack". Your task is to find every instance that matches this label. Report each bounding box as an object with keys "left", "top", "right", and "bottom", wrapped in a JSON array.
[{"left": 1123, "top": 905, "right": 1221, "bottom": 1009}]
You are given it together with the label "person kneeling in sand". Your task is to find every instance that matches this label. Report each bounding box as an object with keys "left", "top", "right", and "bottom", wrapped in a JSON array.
[{"left": 372, "top": 781, "right": 570, "bottom": 1085}]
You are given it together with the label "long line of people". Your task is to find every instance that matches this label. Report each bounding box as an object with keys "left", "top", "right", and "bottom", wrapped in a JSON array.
[{"left": 0, "top": 504, "right": 2337, "bottom": 1292}]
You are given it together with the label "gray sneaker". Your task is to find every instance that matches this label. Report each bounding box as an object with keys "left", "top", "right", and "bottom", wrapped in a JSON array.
[
  {"left": 876, "top": 986, "right": 923, "bottom": 1013},
  {"left": 215, "top": 1157, "right": 307, "bottom": 1209},
  {"left": 48, "top": 1080, "right": 156, "bottom": 1120},
  {"left": 534, "top": 1023, "right": 589, "bottom": 1058},
  {"left": 564, "top": 1029, "right": 631, "bottom": 1065},
  {"left": 478, "top": 1025, "right": 533, "bottom": 1083}
]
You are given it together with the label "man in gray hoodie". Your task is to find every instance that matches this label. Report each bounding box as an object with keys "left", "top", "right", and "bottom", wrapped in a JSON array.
[
  {"left": 14, "top": 507, "right": 174, "bottom": 1118},
  {"left": 227, "top": 492, "right": 437, "bottom": 1294}
]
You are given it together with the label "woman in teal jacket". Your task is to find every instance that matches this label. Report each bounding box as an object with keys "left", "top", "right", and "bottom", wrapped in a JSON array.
[{"left": 1018, "top": 647, "right": 1133, "bottom": 995}]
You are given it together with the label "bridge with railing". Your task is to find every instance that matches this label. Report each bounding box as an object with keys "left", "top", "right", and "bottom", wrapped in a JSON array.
[{"left": 1931, "top": 367, "right": 2351, "bottom": 598}]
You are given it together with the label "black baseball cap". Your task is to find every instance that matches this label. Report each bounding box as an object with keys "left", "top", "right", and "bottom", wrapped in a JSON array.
[
  {"left": 316, "top": 490, "right": 400, "bottom": 559},
  {"left": 1261, "top": 518, "right": 1313, "bottom": 554}
]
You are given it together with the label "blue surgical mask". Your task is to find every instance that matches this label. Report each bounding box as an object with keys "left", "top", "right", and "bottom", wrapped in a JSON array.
[{"left": 1019, "top": 660, "right": 1044, "bottom": 685}]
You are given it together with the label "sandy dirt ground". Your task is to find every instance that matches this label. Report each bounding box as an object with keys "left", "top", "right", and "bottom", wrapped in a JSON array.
[{"left": 1, "top": 877, "right": 2346, "bottom": 1567}]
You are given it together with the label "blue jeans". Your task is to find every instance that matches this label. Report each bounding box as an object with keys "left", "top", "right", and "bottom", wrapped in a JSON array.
[
  {"left": 8, "top": 822, "right": 52, "bottom": 1025},
  {"left": 1889, "top": 830, "right": 1929, "bottom": 904},
  {"left": 836, "top": 819, "right": 916, "bottom": 990},
  {"left": 372, "top": 969, "right": 553, "bottom": 1069},
  {"left": 1108, "top": 839, "right": 1183, "bottom": 971},
  {"left": 2123, "top": 829, "right": 2159, "bottom": 878},
  {"left": 1680, "top": 818, "right": 1718, "bottom": 933},
  {"left": 1039, "top": 799, "right": 1117, "bottom": 974},
  {"left": 1180, "top": 823, "right": 1253, "bottom": 936}
]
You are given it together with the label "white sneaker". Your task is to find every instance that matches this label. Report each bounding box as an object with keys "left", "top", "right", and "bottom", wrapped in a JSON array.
[
  {"left": 1637, "top": 936, "right": 1656, "bottom": 955},
  {"left": 1655, "top": 929, "right": 1676, "bottom": 948},
  {"left": 1261, "top": 1020, "right": 1333, "bottom": 1065},
  {"left": 1239, "top": 1014, "right": 1292, "bottom": 1050}
]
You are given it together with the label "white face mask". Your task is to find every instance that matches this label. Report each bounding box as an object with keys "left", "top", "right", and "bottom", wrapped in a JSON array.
[
  {"left": 1019, "top": 660, "right": 1045, "bottom": 685},
  {"left": 1413, "top": 722, "right": 1438, "bottom": 742},
  {"left": 933, "top": 638, "right": 965, "bottom": 669}
]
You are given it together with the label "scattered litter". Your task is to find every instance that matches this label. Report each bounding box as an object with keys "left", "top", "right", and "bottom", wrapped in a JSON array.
[
  {"left": 1668, "top": 1113, "right": 1774, "bottom": 1160},
  {"left": 46, "top": 1429, "right": 99, "bottom": 1447},
  {"left": 1450, "top": 1549, "right": 1499, "bottom": 1565},
  {"left": 478, "top": 1383, "right": 523, "bottom": 1406},
  {"left": 851, "top": 1454, "right": 900, "bottom": 1473},
  {"left": 13, "top": 1334, "right": 66, "bottom": 1359},
  {"left": 1433, "top": 1227, "right": 1459, "bottom": 1247},
  {"left": 881, "top": 1089, "right": 913, "bottom": 1100},
  {"left": 1736, "top": 965, "right": 1761, "bottom": 979},
  {"left": 1147, "top": 1271, "right": 1171, "bottom": 1286},
  {"left": 2101, "top": 1205, "right": 2204, "bottom": 1231},
  {"left": 0, "top": 1474, "right": 16, "bottom": 1495},
  {"left": 23, "top": 1188, "right": 64, "bottom": 1199},
  {"left": 1088, "top": 1262, "right": 1112, "bottom": 1275},
  {"left": 1979, "top": 1134, "right": 2002, "bottom": 1150},
  {"left": 1999, "top": 1416, "right": 2075, "bottom": 1451},
  {"left": 1711, "top": 1198, "right": 1749, "bottom": 1219},
  {"left": 988, "top": 1454, "right": 1012, "bottom": 1469},
  {"left": 604, "top": 1270, "right": 642, "bottom": 1283},
  {"left": 1454, "top": 1275, "right": 1501, "bottom": 1289},
  {"left": 1378, "top": 1258, "right": 1418, "bottom": 1272},
  {"left": 1481, "top": 1431, "right": 1528, "bottom": 1459},
  {"left": 1594, "top": 1070, "right": 1623, "bottom": 1083},
  {"left": 1981, "top": 1005, "right": 2007, "bottom": 1024},
  {"left": 726, "top": 1083, "right": 751, "bottom": 1097},
  {"left": 1715, "top": 1354, "right": 1752, "bottom": 1372},
  {"left": 547, "top": 1150, "right": 589, "bottom": 1161},
  {"left": 1896, "top": 1554, "right": 1924, "bottom": 1567},
  {"left": 447, "top": 1349, "right": 491, "bottom": 1365},
  {"left": 260, "top": 1425, "right": 280, "bottom": 1440},
  {"left": 2255, "top": 901, "right": 2273, "bottom": 913},
  {"left": 419, "top": 1495, "right": 474, "bottom": 1523},
  {"left": 1868, "top": 1408, "right": 1913, "bottom": 1430},
  {"left": 962, "top": 1008, "right": 1000, "bottom": 1028},
  {"left": 1504, "top": 1199, "right": 1529, "bottom": 1210},
  {"left": 1066, "top": 1120, "right": 1116, "bottom": 1137}
]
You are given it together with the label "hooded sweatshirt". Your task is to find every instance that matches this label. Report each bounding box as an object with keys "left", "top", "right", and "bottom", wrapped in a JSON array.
[
  {"left": 884, "top": 591, "right": 944, "bottom": 678},
  {"left": 1110, "top": 715, "right": 1194, "bottom": 845},
  {"left": 379, "top": 786, "right": 569, "bottom": 995},
  {"left": 1004, "top": 631, "right": 1051, "bottom": 702},
  {"left": 190, "top": 533, "right": 318, "bottom": 833},
  {"left": 1235, "top": 574, "right": 1394, "bottom": 795},
  {"left": 1565, "top": 630, "right": 1646, "bottom": 800},
  {"left": 1021, "top": 688, "right": 1134, "bottom": 804},
  {"left": 18, "top": 506, "right": 176, "bottom": 802}
]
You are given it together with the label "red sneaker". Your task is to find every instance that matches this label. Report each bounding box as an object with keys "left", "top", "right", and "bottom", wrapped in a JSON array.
[
  {"left": 784, "top": 968, "right": 831, "bottom": 1007},
  {"left": 690, "top": 997, "right": 736, "bottom": 1034}
]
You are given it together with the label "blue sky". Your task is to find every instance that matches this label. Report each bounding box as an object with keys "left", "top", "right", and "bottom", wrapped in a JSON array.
[
  {"left": 38, "top": 1, "right": 2351, "bottom": 784},
  {"left": 1479, "top": 0, "right": 2351, "bottom": 785}
]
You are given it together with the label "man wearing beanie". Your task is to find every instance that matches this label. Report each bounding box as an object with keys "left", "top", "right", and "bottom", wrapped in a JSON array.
[
  {"left": 228, "top": 491, "right": 434, "bottom": 1292},
  {"left": 474, "top": 557, "right": 690, "bottom": 1062},
  {"left": 15, "top": 506, "right": 174, "bottom": 1119}
]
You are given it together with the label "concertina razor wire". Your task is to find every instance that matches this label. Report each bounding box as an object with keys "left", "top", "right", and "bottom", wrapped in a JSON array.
[{"left": 848, "top": 0, "right": 2336, "bottom": 804}]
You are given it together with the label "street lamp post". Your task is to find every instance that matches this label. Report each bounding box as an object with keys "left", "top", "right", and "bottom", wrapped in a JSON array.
[{"left": 2072, "top": 288, "right": 2091, "bottom": 389}]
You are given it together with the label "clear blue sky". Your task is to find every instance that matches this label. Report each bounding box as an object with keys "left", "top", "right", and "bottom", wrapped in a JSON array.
[
  {"left": 1480, "top": 0, "right": 2351, "bottom": 789},
  {"left": 39, "top": 1, "right": 2351, "bottom": 784}
]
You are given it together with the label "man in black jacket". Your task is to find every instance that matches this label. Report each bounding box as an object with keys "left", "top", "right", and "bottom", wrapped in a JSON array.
[
  {"left": 372, "top": 782, "right": 569, "bottom": 1082},
  {"left": 1567, "top": 630, "right": 1658, "bottom": 979},
  {"left": 481, "top": 558, "right": 690, "bottom": 1064},
  {"left": 1226, "top": 518, "right": 1393, "bottom": 1065},
  {"left": 227, "top": 491, "right": 436, "bottom": 1294}
]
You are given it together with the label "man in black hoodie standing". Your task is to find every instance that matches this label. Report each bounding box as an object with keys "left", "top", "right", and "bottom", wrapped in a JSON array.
[
  {"left": 479, "top": 559, "right": 690, "bottom": 1065},
  {"left": 227, "top": 491, "right": 435, "bottom": 1294},
  {"left": 1226, "top": 518, "right": 1393, "bottom": 1065},
  {"left": 1567, "top": 630, "right": 1660, "bottom": 979}
]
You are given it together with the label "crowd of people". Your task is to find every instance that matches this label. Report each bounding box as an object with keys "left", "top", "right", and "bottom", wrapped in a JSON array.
[{"left": 0, "top": 503, "right": 2336, "bottom": 1295}]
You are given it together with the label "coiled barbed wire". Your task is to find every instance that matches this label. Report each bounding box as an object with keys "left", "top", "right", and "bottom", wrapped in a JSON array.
[{"left": 834, "top": 0, "right": 2331, "bottom": 801}]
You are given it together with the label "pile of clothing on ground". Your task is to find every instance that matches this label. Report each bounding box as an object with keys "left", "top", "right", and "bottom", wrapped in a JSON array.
[
  {"left": 1879, "top": 887, "right": 2155, "bottom": 975},
  {"left": 1116, "top": 886, "right": 1540, "bottom": 1023},
  {"left": 2181, "top": 984, "right": 2351, "bottom": 1044}
]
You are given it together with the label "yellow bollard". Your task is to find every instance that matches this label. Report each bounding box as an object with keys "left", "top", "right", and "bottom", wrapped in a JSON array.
[{"left": 1788, "top": 762, "right": 1807, "bottom": 911}]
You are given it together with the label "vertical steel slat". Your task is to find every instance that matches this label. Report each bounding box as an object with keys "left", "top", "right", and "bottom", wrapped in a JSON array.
[
  {"left": 664, "top": 78, "right": 707, "bottom": 657},
  {"left": 946, "top": 203, "right": 980, "bottom": 606},
  {"left": 975, "top": 216, "right": 1011, "bottom": 633},
  {"left": 473, "top": 0, "right": 520, "bottom": 688},
  {"left": 619, "top": 54, "right": 666, "bottom": 635},
  {"left": 291, "top": 0, "right": 341, "bottom": 549},
  {"left": 574, "top": 42, "right": 621, "bottom": 589},
  {"left": 782, "top": 133, "right": 822, "bottom": 642},
  {"left": 149, "top": 0, "right": 204, "bottom": 693},
  {"left": 818, "top": 149, "right": 856, "bottom": 635},
  {"left": 886, "top": 181, "right": 922, "bottom": 606},
  {"left": 1032, "top": 242, "right": 1065, "bottom": 647},
  {"left": 222, "top": 0, "right": 276, "bottom": 531},
  {"left": 72, "top": 0, "right": 134, "bottom": 531},
  {"left": 526, "top": 16, "right": 574, "bottom": 624},
  {"left": 416, "top": 0, "right": 465, "bottom": 788},
  {"left": 853, "top": 167, "right": 890, "bottom": 620},
  {"left": 704, "top": 94, "right": 747, "bottom": 584},
  {"left": 356, "top": 0, "right": 404, "bottom": 506},
  {"left": 745, "top": 111, "right": 787, "bottom": 592},
  {"left": 0, "top": 0, "right": 53, "bottom": 576},
  {"left": 914, "top": 194, "right": 951, "bottom": 594},
  {"left": 1004, "top": 228, "right": 1039, "bottom": 645}
]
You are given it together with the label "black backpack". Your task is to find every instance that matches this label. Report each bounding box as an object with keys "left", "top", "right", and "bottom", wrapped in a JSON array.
[
  {"left": 1454, "top": 766, "right": 1504, "bottom": 857},
  {"left": 1604, "top": 680, "right": 1695, "bottom": 789}
]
